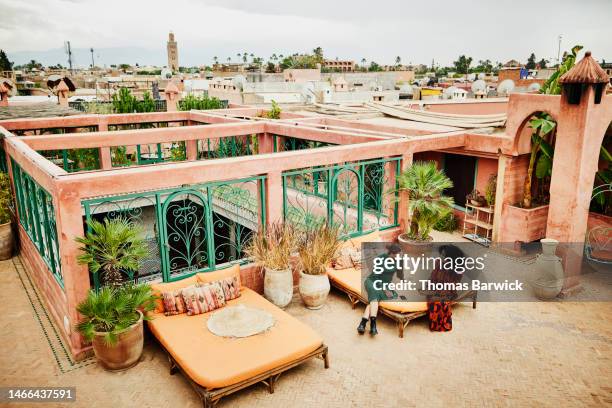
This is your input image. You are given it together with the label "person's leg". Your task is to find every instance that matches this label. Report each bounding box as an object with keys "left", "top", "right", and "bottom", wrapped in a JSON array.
[
  {"left": 369, "top": 301, "right": 378, "bottom": 317},
  {"left": 369, "top": 301, "right": 379, "bottom": 335},
  {"left": 357, "top": 304, "right": 371, "bottom": 334}
]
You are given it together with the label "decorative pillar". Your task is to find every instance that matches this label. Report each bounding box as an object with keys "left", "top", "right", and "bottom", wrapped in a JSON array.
[
  {"left": 56, "top": 79, "right": 70, "bottom": 107},
  {"left": 53, "top": 186, "right": 90, "bottom": 359},
  {"left": 546, "top": 51, "right": 610, "bottom": 291},
  {"left": 265, "top": 170, "right": 284, "bottom": 225},
  {"left": 258, "top": 133, "right": 274, "bottom": 154},
  {"left": 164, "top": 80, "right": 180, "bottom": 112}
]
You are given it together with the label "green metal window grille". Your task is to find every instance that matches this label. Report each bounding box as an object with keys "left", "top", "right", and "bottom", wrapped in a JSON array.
[
  {"left": 82, "top": 176, "right": 266, "bottom": 289},
  {"left": 197, "top": 136, "right": 254, "bottom": 159},
  {"left": 282, "top": 157, "right": 400, "bottom": 238},
  {"left": 0, "top": 144, "right": 7, "bottom": 173},
  {"left": 11, "top": 159, "right": 63, "bottom": 287},
  {"left": 273, "top": 135, "right": 335, "bottom": 152}
]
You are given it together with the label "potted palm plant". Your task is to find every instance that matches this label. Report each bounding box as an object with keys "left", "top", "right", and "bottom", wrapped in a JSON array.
[
  {"left": 297, "top": 224, "right": 340, "bottom": 309},
  {"left": 76, "top": 284, "right": 157, "bottom": 370},
  {"left": 0, "top": 172, "right": 14, "bottom": 260},
  {"left": 395, "top": 162, "right": 454, "bottom": 253},
  {"left": 76, "top": 217, "right": 148, "bottom": 287},
  {"left": 245, "top": 222, "right": 298, "bottom": 308}
]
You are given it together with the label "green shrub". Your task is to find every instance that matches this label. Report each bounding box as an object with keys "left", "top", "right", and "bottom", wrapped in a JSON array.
[
  {"left": 0, "top": 172, "right": 12, "bottom": 224},
  {"left": 76, "top": 284, "right": 157, "bottom": 346},
  {"left": 433, "top": 210, "right": 457, "bottom": 232},
  {"left": 178, "top": 94, "right": 224, "bottom": 111},
  {"left": 76, "top": 218, "right": 148, "bottom": 287}
]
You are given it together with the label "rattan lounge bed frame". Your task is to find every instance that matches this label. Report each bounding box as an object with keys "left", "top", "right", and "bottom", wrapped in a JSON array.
[
  {"left": 330, "top": 280, "right": 477, "bottom": 338},
  {"left": 161, "top": 341, "right": 329, "bottom": 408}
]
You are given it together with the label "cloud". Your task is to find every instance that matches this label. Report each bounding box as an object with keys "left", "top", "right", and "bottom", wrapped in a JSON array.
[{"left": 1, "top": 0, "right": 611, "bottom": 67}]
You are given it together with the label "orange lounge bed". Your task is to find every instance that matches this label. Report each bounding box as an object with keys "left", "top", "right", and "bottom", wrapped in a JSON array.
[
  {"left": 327, "top": 231, "right": 477, "bottom": 337},
  {"left": 148, "top": 266, "right": 329, "bottom": 408}
]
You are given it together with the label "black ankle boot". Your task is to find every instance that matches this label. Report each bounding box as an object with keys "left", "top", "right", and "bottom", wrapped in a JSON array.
[
  {"left": 357, "top": 318, "right": 368, "bottom": 334},
  {"left": 369, "top": 317, "right": 378, "bottom": 336}
]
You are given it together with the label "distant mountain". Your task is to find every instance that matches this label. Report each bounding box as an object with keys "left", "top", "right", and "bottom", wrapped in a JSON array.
[{"left": 9, "top": 47, "right": 166, "bottom": 68}]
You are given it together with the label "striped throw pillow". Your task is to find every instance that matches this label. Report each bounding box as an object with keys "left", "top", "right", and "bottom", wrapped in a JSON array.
[
  {"left": 182, "top": 283, "right": 226, "bottom": 316},
  {"left": 161, "top": 290, "right": 187, "bottom": 316}
]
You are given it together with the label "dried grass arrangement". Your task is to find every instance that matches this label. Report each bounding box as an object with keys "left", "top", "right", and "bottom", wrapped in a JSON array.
[
  {"left": 244, "top": 222, "right": 298, "bottom": 270},
  {"left": 298, "top": 224, "right": 341, "bottom": 275}
]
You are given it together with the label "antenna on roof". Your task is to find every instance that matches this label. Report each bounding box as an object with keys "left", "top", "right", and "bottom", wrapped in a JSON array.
[{"left": 64, "top": 41, "right": 73, "bottom": 74}]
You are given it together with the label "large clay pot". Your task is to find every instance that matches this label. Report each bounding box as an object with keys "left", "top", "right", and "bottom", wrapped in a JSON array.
[
  {"left": 0, "top": 222, "right": 14, "bottom": 261},
  {"left": 299, "top": 271, "right": 330, "bottom": 309},
  {"left": 264, "top": 267, "right": 293, "bottom": 308},
  {"left": 92, "top": 311, "right": 143, "bottom": 371},
  {"left": 397, "top": 233, "right": 433, "bottom": 257},
  {"left": 530, "top": 238, "right": 564, "bottom": 300}
]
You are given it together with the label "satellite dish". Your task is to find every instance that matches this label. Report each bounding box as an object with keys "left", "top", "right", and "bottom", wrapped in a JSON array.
[
  {"left": 399, "top": 84, "right": 413, "bottom": 95},
  {"left": 471, "top": 79, "right": 486, "bottom": 94},
  {"left": 527, "top": 82, "right": 541, "bottom": 92},
  {"left": 467, "top": 73, "right": 476, "bottom": 81},
  {"left": 443, "top": 86, "right": 458, "bottom": 99},
  {"left": 497, "top": 79, "right": 515, "bottom": 96},
  {"left": 0, "top": 79, "right": 17, "bottom": 96},
  {"left": 477, "top": 73, "right": 485, "bottom": 80},
  {"left": 232, "top": 75, "right": 246, "bottom": 91},
  {"left": 301, "top": 82, "right": 315, "bottom": 103},
  {"left": 160, "top": 68, "right": 172, "bottom": 79}
]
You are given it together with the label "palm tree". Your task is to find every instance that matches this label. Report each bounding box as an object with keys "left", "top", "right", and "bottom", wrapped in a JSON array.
[
  {"left": 76, "top": 218, "right": 148, "bottom": 287},
  {"left": 213, "top": 56, "right": 218, "bottom": 64},
  {"left": 395, "top": 162, "right": 454, "bottom": 241},
  {"left": 395, "top": 56, "right": 401, "bottom": 66}
]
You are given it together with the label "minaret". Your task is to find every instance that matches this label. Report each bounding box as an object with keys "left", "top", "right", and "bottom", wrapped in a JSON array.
[{"left": 167, "top": 31, "right": 179, "bottom": 73}]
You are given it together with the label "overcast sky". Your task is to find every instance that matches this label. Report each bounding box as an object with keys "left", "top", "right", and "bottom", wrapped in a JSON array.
[{"left": 1, "top": 0, "right": 611, "bottom": 68}]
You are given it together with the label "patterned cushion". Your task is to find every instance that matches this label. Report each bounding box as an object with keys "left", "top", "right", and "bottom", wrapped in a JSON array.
[
  {"left": 182, "top": 283, "right": 226, "bottom": 316},
  {"left": 161, "top": 290, "right": 187, "bottom": 316},
  {"left": 217, "top": 276, "right": 241, "bottom": 301},
  {"left": 350, "top": 250, "right": 363, "bottom": 269},
  {"left": 334, "top": 247, "right": 357, "bottom": 270}
]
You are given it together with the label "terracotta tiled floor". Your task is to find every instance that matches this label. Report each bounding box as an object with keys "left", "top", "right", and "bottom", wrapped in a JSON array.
[{"left": 1, "top": 257, "right": 611, "bottom": 408}]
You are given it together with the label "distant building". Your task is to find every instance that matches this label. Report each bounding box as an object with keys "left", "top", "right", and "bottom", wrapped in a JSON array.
[
  {"left": 167, "top": 32, "right": 179, "bottom": 73},
  {"left": 323, "top": 59, "right": 355, "bottom": 72}
]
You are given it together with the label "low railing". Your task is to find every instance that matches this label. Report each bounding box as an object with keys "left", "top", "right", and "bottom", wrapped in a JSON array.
[
  {"left": 283, "top": 157, "right": 400, "bottom": 237},
  {"left": 11, "top": 159, "right": 62, "bottom": 287},
  {"left": 68, "top": 99, "right": 167, "bottom": 113},
  {"left": 82, "top": 175, "right": 266, "bottom": 289}
]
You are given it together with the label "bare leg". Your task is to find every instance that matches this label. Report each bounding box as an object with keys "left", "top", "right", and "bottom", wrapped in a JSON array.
[
  {"left": 362, "top": 304, "right": 370, "bottom": 319},
  {"left": 369, "top": 301, "right": 379, "bottom": 317}
]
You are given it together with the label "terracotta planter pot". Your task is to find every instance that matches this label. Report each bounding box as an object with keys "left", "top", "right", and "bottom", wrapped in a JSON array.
[
  {"left": 92, "top": 310, "right": 143, "bottom": 371},
  {"left": 0, "top": 222, "right": 14, "bottom": 261},
  {"left": 502, "top": 204, "right": 549, "bottom": 243},
  {"left": 298, "top": 271, "right": 330, "bottom": 309},
  {"left": 397, "top": 233, "right": 433, "bottom": 256},
  {"left": 263, "top": 267, "right": 293, "bottom": 308}
]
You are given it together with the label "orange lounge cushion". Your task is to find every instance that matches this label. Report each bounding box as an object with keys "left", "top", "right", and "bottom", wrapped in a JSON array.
[
  {"left": 147, "top": 288, "right": 323, "bottom": 389},
  {"left": 150, "top": 275, "right": 199, "bottom": 314},
  {"left": 327, "top": 267, "right": 427, "bottom": 314},
  {"left": 347, "top": 230, "right": 382, "bottom": 249},
  {"left": 196, "top": 264, "right": 241, "bottom": 287}
]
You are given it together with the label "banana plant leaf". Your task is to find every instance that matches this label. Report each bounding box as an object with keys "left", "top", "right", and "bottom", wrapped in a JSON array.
[{"left": 536, "top": 154, "right": 553, "bottom": 179}]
